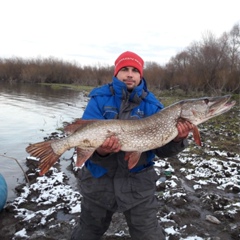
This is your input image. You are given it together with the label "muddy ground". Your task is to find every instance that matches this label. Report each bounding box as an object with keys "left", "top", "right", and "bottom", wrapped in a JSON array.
[{"left": 0, "top": 104, "right": 239, "bottom": 240}]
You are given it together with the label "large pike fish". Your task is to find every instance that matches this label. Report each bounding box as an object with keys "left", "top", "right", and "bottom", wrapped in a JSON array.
[{"left": 26, "top": 95, "right": 235, "bottom": 176}]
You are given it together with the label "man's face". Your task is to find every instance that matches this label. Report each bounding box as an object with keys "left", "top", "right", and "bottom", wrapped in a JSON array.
[{"left": 116, "top": 66, "right": 141, "bottom": 91}]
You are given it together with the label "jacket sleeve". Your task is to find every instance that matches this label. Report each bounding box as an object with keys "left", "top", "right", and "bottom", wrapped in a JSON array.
[
  {"left": 153, "top": 139, "right": 188, "bottom": 158},
  {"left": 81, "top": 95, "right": 119, "bottom": 173}
]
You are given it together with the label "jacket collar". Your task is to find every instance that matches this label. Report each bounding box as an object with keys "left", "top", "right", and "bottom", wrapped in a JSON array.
[{"left": 112, "top": 76, "right": 148, "bottom": 102}]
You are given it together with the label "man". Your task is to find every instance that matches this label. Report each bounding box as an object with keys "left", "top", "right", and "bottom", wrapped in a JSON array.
[{"left": 71, "top": 51, "right": 192, "bottom": 240}]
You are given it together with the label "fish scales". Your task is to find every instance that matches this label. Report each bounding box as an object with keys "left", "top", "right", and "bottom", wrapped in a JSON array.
[
  {"left": 118, "top": 107, "right": 181, "bottom": 151},
  {"left": 59, "top": 104, "right": 180, "bottom": 153}
]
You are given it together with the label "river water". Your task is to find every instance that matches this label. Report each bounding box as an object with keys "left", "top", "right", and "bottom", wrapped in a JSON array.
[{"left": 0, "top": 82, "right": 88, "bottom": 201}]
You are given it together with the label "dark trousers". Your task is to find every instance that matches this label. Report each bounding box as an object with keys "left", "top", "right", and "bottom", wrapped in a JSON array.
[{"left": 71, "top": 197, "right": 165, "bottom": 240}]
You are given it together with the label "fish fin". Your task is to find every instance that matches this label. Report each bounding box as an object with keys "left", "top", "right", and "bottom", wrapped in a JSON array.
[
  {"left": 64, "top": 119, "right": 97, "bottom": 135},
  {"left": 75, "top": 147, "right": 95, "bottom": 167},
  {"left": 124, "top": 151, "right": 142, "bottom": 169},
  {"left": 192, "top": 124, "right": 202, "bottom": 146},
  {"left": 26, "top": 141, "right": 61, "bottom": 176}
]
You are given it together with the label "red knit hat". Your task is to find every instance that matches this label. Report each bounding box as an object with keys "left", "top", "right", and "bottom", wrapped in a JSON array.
[{"left": 114, "top": 51, "right": 144, "bottom": 77}]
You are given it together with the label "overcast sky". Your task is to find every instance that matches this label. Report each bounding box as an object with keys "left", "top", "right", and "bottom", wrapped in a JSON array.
[{"left": 1, "top": 0, "right": 239, "bottom": 66}]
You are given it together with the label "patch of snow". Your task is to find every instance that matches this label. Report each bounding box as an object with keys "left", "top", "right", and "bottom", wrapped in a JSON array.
[
  {"left": 165, "top": 226, "right": 180, "bottom": 236},
  {"left": 114, "top": 230, "right": 126, "bottom": 236},
  {"left": 180, "top": 236, "right": 204, "bottom": 240},
  {"left": 14, "top": 228, "right": 29, "bottom": 238},
  {"left": 193, "top": 184, "right": 202, "bottom": 190}
]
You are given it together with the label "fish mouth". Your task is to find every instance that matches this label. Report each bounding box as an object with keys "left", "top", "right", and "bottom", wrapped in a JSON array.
[
  {"left": 182, "top": 95, "right": 236, "bottom": 125},
  {"left": 208, "top": 95, "right": 236, "bottom": 117}
]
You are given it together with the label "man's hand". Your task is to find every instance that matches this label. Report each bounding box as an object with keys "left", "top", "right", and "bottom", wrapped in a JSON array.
[
  {"left": 96, "top": 135, "right": 121, "bottom": 156},
  {"left": 173, "top": 120, "right": 193, "bottom": 142}
]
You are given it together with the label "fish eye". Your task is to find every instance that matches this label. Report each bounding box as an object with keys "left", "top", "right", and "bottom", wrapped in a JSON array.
[{"left": 204, "top": 99, "right": 209, "bottom": 104}]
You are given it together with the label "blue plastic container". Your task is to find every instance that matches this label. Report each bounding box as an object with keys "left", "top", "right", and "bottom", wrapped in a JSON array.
[{"left": 0, "top": 173, "right": 8, "bottom": 211}]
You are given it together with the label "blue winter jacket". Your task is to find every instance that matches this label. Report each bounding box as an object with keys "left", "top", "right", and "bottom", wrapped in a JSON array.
[{"left": 82, "top": 77, "right": 164, "bottom": 177}]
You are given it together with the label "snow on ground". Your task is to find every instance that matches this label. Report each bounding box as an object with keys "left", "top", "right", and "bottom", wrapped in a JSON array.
[
  {"left": 154, "top": 140, "right": 240, "bottom": 239},
  {"left": 1, "top": 109, "right": 239, "bottom": 240},
  {"left": 6, "top": 140, "right": 239, "bottom": 239}
]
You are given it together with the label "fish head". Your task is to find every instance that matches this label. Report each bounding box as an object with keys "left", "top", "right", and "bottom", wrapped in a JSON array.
[{"left": 179, "top": 95, "right": 236, "bottom": 125}]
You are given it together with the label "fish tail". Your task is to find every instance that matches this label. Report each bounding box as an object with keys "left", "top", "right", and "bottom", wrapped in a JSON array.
[{"left": 26, "top": 141, "right": 61, "bottom": 176}]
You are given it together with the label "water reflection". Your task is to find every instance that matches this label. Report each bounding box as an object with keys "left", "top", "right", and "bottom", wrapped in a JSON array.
[{"left": 0, "top": 82, "right": 88, "bottom": 200}]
